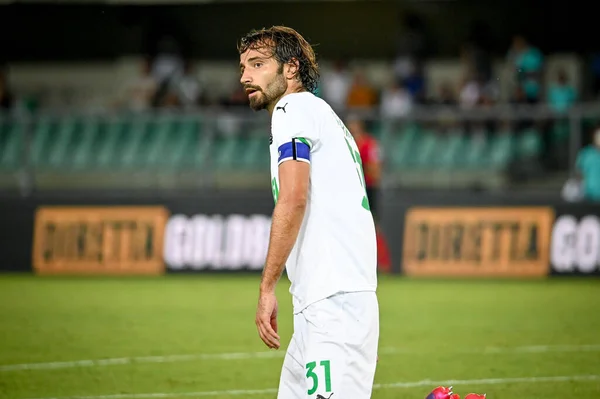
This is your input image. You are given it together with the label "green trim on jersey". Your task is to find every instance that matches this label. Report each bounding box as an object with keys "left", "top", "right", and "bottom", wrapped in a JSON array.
[{"left": 296, "top": 137, "right": 311, "bottom": 148}]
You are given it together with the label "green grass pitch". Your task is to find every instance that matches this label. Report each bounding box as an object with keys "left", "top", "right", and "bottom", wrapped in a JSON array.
[{"left": 0, "top": 274, "right": 599, "bottom": 399}]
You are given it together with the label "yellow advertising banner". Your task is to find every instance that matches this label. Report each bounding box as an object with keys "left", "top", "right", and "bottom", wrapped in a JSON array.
[
  {"left": 33, "top": 206, "right": 169, "bottom": 275},
  {"left": 402, "top": 207, "right": 555, "bottom": 277}
]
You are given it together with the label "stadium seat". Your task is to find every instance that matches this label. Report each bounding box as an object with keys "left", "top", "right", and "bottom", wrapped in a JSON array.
[
  {"left": 518, "top": 128, "right": 543, "bottom": 159},
  {"left": 31, "top": 116, "right": 55, "bottom": 167},
  {"left": 551, "top": 119, "right": 570, "bottom": 144},
  {"left": 412, "top": 131, "right": 438, "bottom": 169},
  {"left": 487, "top": 132, "right": 514, "bottom": 170},
  {"left": 48, "top": 117, "right": 78, "bottom": 168},
  {"left": 72, "top": 118, "right": 101, "bottom": 169},
  {"left": 119, "top": 118, "right": 149, "bottom": 168},
  {"left": 96, "top": 118, "right": 127, "bottom": 168},
  {"left": 0, "top": 122, "right": 23, "bottom": 170},
  {"left": 240, "top": 133, "right": 267, "bottom": 169},
  {"left": 213, "top": 136, "right": 239, "bottom": 169},
  {"left": 389, "top": 125, "right": 417, "bottom": 168},
  {"left": 145, "top": 118, "right": 175, "bottom": 167},
  {"left": 436, "top": 131, "right": 465, "bottom": 169},
  {"left": 461, "top": 135, "right": 488, "bottom": 169}
]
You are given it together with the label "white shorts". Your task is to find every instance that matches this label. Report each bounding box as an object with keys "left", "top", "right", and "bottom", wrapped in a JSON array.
[{"left": 277, "top": 291, "right": 379, "bottom": 399}]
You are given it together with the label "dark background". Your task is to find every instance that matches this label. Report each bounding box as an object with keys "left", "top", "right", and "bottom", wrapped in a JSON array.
[{"left": 0, "top": 1, "right": 596, "bottom": 62}]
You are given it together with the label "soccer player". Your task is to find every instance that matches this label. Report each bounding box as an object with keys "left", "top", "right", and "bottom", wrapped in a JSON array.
[{"left": 238, "top": 26, "right": 379, "bottom": 398}]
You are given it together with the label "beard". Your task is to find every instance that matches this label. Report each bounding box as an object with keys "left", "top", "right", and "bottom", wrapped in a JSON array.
[{"left": 247, "top": 73, "right": 287, "bottom": 111}]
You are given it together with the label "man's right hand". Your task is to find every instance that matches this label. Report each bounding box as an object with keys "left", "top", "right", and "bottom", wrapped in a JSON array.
[{"left": 255, "top": 290, "right": 281, "bottom": 349}]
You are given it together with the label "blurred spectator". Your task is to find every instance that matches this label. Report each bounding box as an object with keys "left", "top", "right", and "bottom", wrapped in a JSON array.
[
  {"left": 346, "top": 71, "right": 378, "bottom": 110},
  {"left": 0, "top": 69, "right": 14, "bottom": 110},
  {"left": 547, "top": 68, "right": 577, "bottom": 113},
  {"left": 434, "top": 81, "right": 456, "bottom": 105},
  {"left": 380, "top": 80, "right": 413, "bottom": 118},
  {"left": 151, "top": 35, "right": 184, "bottom": 86},
  {"left": 393, "top": 13, "right": 427, "bottom": 103},
  {"left": 164, "top": 60, "right": 203, "bottom": 109},
  {"left": 458, "top": 73, "right": 481, "bottom": 109},
  {"left": 114, "top": 58, "right": 157, "bottom": 112},
  {"left": 575, "top": 126, "right": 600, "bottom": 201},
  {"left": 480, "top": 78, "right": 500, "bottom": 106},
  {"left": 506, "top": 34, "right": 544, "bottom": 103},
  {"left": 320, "top": 59, "right": 351, "bottom": 112}
]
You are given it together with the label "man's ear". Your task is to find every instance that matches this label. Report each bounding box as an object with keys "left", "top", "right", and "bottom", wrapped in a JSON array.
[{"left": 284, "top": 58, "right": 300, "bottom": 81}]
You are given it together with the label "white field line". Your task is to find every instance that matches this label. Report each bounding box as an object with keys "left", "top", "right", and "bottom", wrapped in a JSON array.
[
  {"left": 25, "top": 374, "right": 600, "bottom": 399},
  {"left": 2, "top": 344, "right": 600, "bottom": 372}
]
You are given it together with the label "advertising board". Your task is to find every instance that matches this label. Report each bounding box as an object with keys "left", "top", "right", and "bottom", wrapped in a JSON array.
[
  {"left": 32, "top": 206, "right": 169, "bottom": 275},
  {"left": 402, "top": 207, "right": 555, "bottom": 277}
]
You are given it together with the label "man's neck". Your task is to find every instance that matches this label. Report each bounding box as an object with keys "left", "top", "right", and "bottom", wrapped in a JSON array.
[{"left": 267, "top": 86, "right": 307, "bottom": 115}]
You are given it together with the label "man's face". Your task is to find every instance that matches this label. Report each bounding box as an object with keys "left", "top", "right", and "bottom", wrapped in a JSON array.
[{"left": 239, "top": 46, "right": 287, "bottom": 111}]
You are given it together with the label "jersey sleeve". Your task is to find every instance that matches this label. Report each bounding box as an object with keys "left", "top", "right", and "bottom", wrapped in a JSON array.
[{"left": 271, "top": 100, "right": 319, "bottom": 166}]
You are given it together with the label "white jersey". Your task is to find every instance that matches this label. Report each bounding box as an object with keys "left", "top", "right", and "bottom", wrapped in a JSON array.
[{"left": 269, "top": 92, "right": 378, "bottom": 314}]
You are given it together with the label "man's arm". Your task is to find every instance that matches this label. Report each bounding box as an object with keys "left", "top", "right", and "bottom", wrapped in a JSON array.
[{"left": 260, "top": 160, "right": 310, "bottom": 293}]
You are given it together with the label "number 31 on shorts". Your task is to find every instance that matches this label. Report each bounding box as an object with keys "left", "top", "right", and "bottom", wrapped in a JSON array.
[{"left": 306, "top": 360, "right": 332, "bottom": 396}]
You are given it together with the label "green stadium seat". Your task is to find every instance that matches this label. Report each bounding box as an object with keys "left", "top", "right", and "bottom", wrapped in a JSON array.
[
  {"left": 461, "top": 135, "right": 488, "bottom": 169},
  {"left": 436, "top": 132, "right": 465, "bottom": 169},
  {"left": 191, "top": 134, "right": 212, "bottom": 169},
  {"left": 145, "top": 118, "right": 175, "bottom": 167},
  {"left": 213, "top": 136, "right": 239, "bottom": 169},
  {"left": 240, "top": 135, "right": 264, "bottom": 169},
  {"left": 389, "top": 127, "right": 416, "bottom": 168},
  {"left": 518, "top": 128, "right": 543, "bottom": 159},
  {"left": 551, "top": 120, "right": 569, "bottom": 144},
  {"left": 31, "top": 116, "right": 55, "bottom": 167},
  {"left": 0, "top": 123, "right": 23, "bottom": 170},
  {"left": 97, "top": 119, "right": 127, "bottom": 168},
  {"left": 413, "top": 131, "right": 438, "bottom": 169},
  {"left": 48, "top": 117, "right": 78, "bottom": 168},
  {"left": 119, "top": 118, "right": 149, "bottom": 168},
  {"left": 72, "top": 118, "right": 101, "bottom": 170},
  {"left": 487, "top": 132, "right": 514, "bottom": 170}
]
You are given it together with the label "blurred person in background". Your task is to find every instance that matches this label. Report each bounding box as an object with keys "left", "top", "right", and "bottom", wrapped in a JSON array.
[
  {"left": 164, "top": 60, "right": 203, "bottom": 109},
  {"left": 380, "top": 79, "right": 413, "bottom": 119},
  {"left": 506, "top": 34, "right": 544, "bottom": 104},
  {"left": 393, "top": 12, "right": 427, "bottom": 103},
  {"left": 112, "top": 58, "right": 157, "bottom": 112},
  {"left": 347, "top": 116, "right": 392, "bottom": 272},
  {"left": 547, "top": 68, "right": 577, "bottom": 113},
  {"left": 320, "top": 59, "right": 351, "bottom": 113},
  {"left": 346, "top": 70, "right": 378, "bottom": 110},
  {"left": 435, "top": 81, "right": 457, "bottom": 105},
  {"left": 574, "top": 126, "right": 600, "bottom": 202}
]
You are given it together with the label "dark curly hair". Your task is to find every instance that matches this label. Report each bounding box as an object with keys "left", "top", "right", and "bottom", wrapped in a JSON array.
[{"left": 238, "top": 26, "right": 320, "bottom": 94}]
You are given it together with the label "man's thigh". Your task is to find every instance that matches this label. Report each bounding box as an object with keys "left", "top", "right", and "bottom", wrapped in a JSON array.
[
  {"left": 301, "top": 292, "right": 379, "bottom": 399},
  {"left": 277, "top": 332, "right": 306, "bottom": 399}
]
